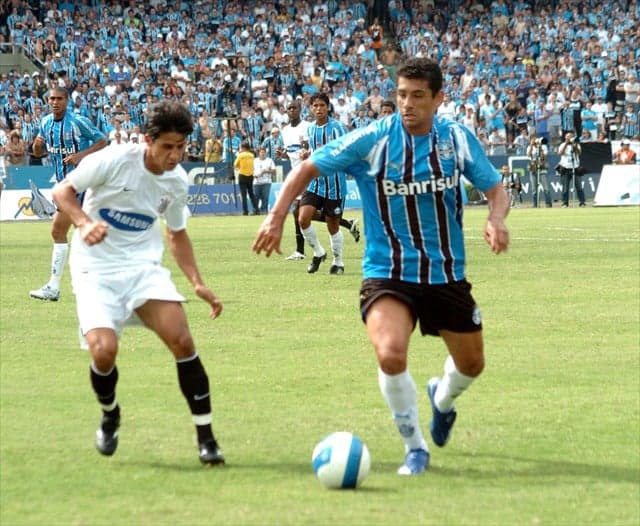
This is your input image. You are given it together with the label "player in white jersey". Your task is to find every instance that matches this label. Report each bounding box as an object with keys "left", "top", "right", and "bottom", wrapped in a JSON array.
[{"left": 52, "top": 100, "right": 225, "bottom": 467}]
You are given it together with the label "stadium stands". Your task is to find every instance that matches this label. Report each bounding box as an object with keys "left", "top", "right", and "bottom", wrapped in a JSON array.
[{"left": 1, "top": 0, "right": 639, "bottom": 161}]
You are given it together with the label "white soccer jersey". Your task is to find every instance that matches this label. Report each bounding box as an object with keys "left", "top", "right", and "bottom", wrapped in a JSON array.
[
  {"left": 66, "top": 143, "right": 189, "bottom": 272},
  {"left": 281, "top": 120, "right": 311, "bottom": 167}
]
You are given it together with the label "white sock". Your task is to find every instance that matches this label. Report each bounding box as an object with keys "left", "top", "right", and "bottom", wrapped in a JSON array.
[
  {"left": 435, "top": 355, "right": 475, "bottom": 412},
  {"left": 301, "top": 225, "right": 325, "bottom": 257},
  {"left": 378, "top": 368, "right": 428, "bottom": 452},
  {"left": 330, "top": 230, "right": 344, "bottom": 266},
  {"left": 48, "top": 243, "right": 68, "bottom": 290}
]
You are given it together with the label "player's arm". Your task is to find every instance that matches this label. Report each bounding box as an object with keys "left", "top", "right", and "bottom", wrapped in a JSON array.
[
  {"left": 66, "top": 137, "right": 108, "bottom": 166},
  {"left": 166, "top": 227, "right": 222, "bottom": 320},
  {"left": 252, "top": 159, "right": 320, "bottom": 257},
  {"left": 51, "top": 179, "right": 108, "bottom": 245},
  {"left": 483, "top": 182, "right": 510, "bottom": 255}
]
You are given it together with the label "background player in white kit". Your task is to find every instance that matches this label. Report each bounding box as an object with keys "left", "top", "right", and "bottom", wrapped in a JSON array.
[{"left": 52, "top": 100, "right": 225, "bottom": 466}]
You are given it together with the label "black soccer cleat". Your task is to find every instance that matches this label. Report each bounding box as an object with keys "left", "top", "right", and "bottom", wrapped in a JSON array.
[
  {"left": 95, "top": 414, "right": 120, "bottom": 456},
  {"left": 307, "top": 253, "right": 327, "bottom": 274},
  {"left": 199, "top": 438, "right": 225, "bottom": 466},
  {"left": 349, "top": 219, "right": 361, "bottom": 243},
  {"left": 329, "top": 264, "right": 344, "bottom": 275}
]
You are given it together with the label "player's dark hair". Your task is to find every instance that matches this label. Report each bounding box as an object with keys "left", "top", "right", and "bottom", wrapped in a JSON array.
[
  {"left": 49, "top": 86, "right": 69, "bottom": 99},
  {"left": 309, "top": 92, "right": 330, "bottom": 107},
  {"left": 144, "top": 100, "right": 194, "bottom": 140},
  {"left": 396, "top": 58, "right": 443, "bottom": 95},
  {"left": 381, "top": 100, "right": 396, "bottom": 112}
]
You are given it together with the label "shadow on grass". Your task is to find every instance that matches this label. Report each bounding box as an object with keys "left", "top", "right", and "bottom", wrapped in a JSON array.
[
  {"left": 437, "top": 451, "right": 640, "bottom": 484},
  {"left": 123, "top": 459, "right": 396, "bottom": 492}
]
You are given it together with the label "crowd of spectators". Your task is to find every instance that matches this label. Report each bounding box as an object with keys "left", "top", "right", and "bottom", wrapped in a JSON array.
[{"left": 1, "top": 0, "right": 639, "bottom": 170}]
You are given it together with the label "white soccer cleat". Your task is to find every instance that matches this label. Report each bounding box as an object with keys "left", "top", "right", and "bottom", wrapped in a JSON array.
[
  {"left": 29, "top": 284, "right": 60, "bottom": 302},
  {"left": 285, "top": 251, "right": 305, "bottom": 260}
]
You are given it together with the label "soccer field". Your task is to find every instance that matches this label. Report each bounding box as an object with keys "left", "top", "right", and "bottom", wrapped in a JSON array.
[{"left": 1, "top": 206, "right": 638, "bottom": 526}]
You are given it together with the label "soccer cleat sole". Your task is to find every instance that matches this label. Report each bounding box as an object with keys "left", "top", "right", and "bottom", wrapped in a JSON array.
[{"left": 29, "top": 292, "right": 60, "bottom": 302}]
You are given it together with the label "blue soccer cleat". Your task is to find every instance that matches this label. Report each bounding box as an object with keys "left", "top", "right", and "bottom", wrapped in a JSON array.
[
  {"left": 427, "top": 377, "right": 457, "bottom": 447},
  {"left": 397, "top": 448, "right": 430, "bottom": 475}
]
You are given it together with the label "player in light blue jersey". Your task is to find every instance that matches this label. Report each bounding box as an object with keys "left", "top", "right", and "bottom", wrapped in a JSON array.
[
  {"left": 282, "top": 99, "right": 360, "bottom": 262},
  {"left": 299, "top": 92, "right": 350, "bottom": 274},
  {"left": 254, "top": 58, "right": 510, "bottom": 476},
  {"left": 30, "top": 87, "right": 107, "bottom": 302}
]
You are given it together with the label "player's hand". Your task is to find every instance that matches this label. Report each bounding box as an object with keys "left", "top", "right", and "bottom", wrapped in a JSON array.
[
  {"left": 32, "top": 137, "right": 46, "bottom": 157},
  {"left": 79, "top": 220, "right": 109, "bottom": 246},
  {"left": 484, "top": 220, "right": 509, "bottom": 254},
  {"left": 195, "top": 284, "right": 223, "bottom": 320},
  {"left": 252, "top": 214, "right": 284, "bottom": 257},
  {"left": 63, "top": 153, "right": 81, "bottom": 166}
]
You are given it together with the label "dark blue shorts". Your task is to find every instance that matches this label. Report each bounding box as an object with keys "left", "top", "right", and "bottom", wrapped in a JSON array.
[{"left": 359, "top": 278, "right": 482, "bottom": 336}]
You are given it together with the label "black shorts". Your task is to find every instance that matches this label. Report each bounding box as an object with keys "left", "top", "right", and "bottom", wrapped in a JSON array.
[
  {"left": 359, "top": 278, "right": 482, "bottom": 336},
  {"left": 299, "top": 191, "right": 343, "bottom": 218}
]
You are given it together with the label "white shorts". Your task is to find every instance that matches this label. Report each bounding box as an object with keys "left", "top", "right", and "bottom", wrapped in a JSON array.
[{"left": 71, "top": 263, "right": 185, "bottom": 348}]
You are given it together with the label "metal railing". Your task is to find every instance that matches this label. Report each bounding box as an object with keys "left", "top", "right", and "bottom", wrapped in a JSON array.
[{"left": 0, "top": 43, "right": 45, "bottom": 72}]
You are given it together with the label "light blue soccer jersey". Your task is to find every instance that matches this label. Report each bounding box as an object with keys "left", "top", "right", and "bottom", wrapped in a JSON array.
[
  {"left": 306, "top": 117, "right": 349, "bottom": 200},
  {"left": 37, "top": 111, "right": 106, "bottom": 182},
  {"left": 310, "top": 114, "right": 501, "bottom": 285}
]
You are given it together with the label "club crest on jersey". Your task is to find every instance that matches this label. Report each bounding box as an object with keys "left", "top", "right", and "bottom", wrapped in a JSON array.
[
  {"left": 437, "top": 140, "right": 455, "bottom": 160},
  {"left": 157, "top": 196, "right": 171, "bottom": 214},
  {"left": 472, "top": 306, "right": 482, "bottom": 326},
  {"left": 99, "top": 208, "right": 155, "bottom": 231}
]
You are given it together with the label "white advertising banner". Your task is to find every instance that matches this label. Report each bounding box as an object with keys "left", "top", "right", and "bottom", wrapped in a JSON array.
[
  {"left": 0, "top": 189, "right": 54, "bottom": 221},
  {"left": 593, "top": 164, "right": 640, "bottom": 206}
]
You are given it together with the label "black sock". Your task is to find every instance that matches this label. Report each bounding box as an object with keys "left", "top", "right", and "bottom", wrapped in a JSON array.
[
  {"left": 90, "top": 363, "right": 120, "bottom": 419},
  {"left": 176, "top": 354, "right": 213, "bottom": 443},
  {"left": 339, "top": 218, "right": 351, "bottom": 229},
  {"left": 294, "top": 216, "right": 305, "bottom": 254}
]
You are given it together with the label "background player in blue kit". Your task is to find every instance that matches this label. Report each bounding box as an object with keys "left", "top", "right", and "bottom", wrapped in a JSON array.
[
  {"left": 253, "top": 58, "right": 510, "bottom": 475},
  {"left": 282, "top": 99, "right": 360, "bottom": 262},
  {"left": 30, "top": 87, "right": 107, "bottom": 302},
  {"left": 298, "top": 93, "right": 350, "bottom": 275}
]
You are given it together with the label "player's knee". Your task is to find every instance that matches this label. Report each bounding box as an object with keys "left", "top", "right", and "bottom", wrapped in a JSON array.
[
  {"left": 376, "top": 347, "right": 407, "bottom": 376},
  {"left": 167, "top": 330, "right": 195, "bottom": 358},
  {"left": 50, "top": 224, "right": 68, "bottom": 242},
  {"left": 87, "top": 338, "right": 118, "bottom": 371},
  {"left": 458, "top": 354, "right": 484, "bottom": 377}
]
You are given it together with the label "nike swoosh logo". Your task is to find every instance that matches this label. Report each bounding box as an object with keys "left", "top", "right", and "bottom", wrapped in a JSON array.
[
  {"left": 194, "top": 393, "right": 210, "bottom": 401},
  {"left": 123, "top": 188, "right": 134, "bottom": 192}
]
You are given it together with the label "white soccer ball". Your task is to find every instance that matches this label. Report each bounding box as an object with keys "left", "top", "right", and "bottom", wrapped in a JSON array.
[{"left": 311, "top": 431, "right": 371, "bottom": 489}]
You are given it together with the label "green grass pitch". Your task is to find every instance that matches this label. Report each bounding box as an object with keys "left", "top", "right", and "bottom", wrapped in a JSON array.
[{"left": 1, "top": 206, "right": 638, "bottom": 526}]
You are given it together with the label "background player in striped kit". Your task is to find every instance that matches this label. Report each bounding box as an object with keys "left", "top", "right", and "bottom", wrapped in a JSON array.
[
  {"left": 30, "top": 87, "right": 107, "bottom": 302},
  {"left": 282, "top": 99, "right": 360, "bottom": 262},
  {"left": 298, "top": 93, "right": 350, "bottom": 274},
  {"left": 253, "top": 58, "right": 510, "bottom": 475}
]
